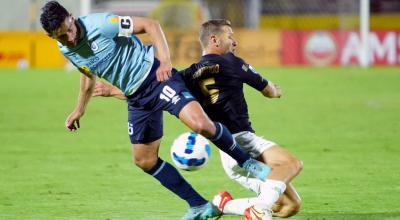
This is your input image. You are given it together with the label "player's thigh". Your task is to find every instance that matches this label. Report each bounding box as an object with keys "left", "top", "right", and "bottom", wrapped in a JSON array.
[
  {"left": 234, "top": 131, "right": 276, "bottom": 158},
  {"left": 132, "top": 139, "right": 162, "bottom": 170},
  {"left": 178, "top": 101, "right": 215, "bottom": 135},
  {"left": 128, "top": 107, "right": 163, "bottom": 144},
  {"left": 259, "top": 145, "right": 299, "bottom": 167},
  {"left": 132, "top": 139, "right": 161, "bottom": 159}
]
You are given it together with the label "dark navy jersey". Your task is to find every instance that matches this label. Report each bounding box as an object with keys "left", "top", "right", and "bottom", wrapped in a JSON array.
[{"left": 181, "top": 53, "right": 268, "bottom": 134}]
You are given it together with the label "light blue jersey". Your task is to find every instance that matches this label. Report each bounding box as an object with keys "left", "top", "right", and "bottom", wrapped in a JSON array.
[{"left": 59, "top": 13, "right": 154, "bottom": 95}]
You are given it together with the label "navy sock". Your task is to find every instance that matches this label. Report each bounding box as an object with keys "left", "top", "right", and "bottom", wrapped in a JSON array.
[
  {"left": 209, "top": 122, "right": 250, "bottom": 166},
  {"left": 146, "top": 158, "right": 207, "bottom": 207}
]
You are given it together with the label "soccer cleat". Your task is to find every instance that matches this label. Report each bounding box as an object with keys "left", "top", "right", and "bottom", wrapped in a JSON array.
[
  {"left": 212, "top": 191, "right": 233, "bottom": 211},
  {"left": 242, "top": 158, "right": 271, "bottom": 181},
  {"left": 244, "top": 205, "right": 272, "bottom": 220},
  {"left": 181, "top": 202, "right": 222, "bottom": 220}
]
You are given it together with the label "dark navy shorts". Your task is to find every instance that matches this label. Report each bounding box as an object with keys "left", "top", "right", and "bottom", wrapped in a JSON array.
[{"left": 126, "top": 59, "right": 196, "bottom": 144}]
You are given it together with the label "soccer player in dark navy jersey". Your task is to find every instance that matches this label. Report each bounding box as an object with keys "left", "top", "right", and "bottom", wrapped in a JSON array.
[
  {"left": 93, "top": 19, "right": 303, "bottom": 219},
  {"left": 181, "top": 52, "right": 269, "bottom": 134}
]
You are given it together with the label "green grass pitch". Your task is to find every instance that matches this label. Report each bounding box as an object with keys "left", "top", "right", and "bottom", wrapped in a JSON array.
[{"left": 0, "top": 67, "right": 399, "bottom": 220}]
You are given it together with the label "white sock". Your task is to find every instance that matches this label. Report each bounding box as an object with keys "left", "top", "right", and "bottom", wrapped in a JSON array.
[
  {"left": 223, "top": 198, "right": 253, "bottom": 215},
  {"left": 256, "top": 179, "right": 286, "bottom": 209}
]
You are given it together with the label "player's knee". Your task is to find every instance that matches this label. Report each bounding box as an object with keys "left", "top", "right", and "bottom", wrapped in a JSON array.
[
  {"left": 133, "top": 156, "right": 157, "bottom": 171},
  {"left": 293, "top": 159, "right": 303, "bottom": 176},
  {"left": 286, "top": 157, "right": 303, "bottom": 177},
  {"left": 191, "top": 119, "right": 214, "bottom": 137}
]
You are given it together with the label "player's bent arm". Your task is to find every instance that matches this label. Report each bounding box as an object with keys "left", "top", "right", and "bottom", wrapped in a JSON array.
[
  {"left": 261, "top": 81, "right": 282, "bottom": 98},
  {"left": 92, "top": 81, "right": 127, "bottom": 100},
  {"left": 75, "top": 73, "right": 96, "bottom": 114},
  {"left": 65, "top": 72, "right": 96, "bottom": 131},
  {"left": 131, "top": 16, "right": 172, "bottom": 81},
  {"left": 131, "top": 17, "right": 170, "bottom": 61}
]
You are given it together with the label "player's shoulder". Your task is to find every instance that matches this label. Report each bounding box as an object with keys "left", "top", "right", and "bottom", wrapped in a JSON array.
[
  {"left": 80, "top": 12, "right": 115, "bottom": 23},
  {"left": 220, "top": 52, "right": 246, "bottom": 65},
  {"left": 79, "top": 13, "right": 118, "bottom": 38}
]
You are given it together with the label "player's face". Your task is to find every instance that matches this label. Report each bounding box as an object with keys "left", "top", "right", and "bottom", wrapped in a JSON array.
[
  {"left": 49, "top": 15, "right": 79, "bottom": 48},
  {"left": 217, "top": 26, "right": 237, "bottom": 54}
]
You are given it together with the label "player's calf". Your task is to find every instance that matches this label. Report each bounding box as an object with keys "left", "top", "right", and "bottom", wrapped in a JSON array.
[{"left": 262, "top": 145, "right": 303, "bottom": 182}]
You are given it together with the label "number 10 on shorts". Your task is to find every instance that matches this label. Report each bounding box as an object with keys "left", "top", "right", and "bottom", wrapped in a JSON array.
[{"left": 159, "top": 86, "right": 180, "bottom": 104}]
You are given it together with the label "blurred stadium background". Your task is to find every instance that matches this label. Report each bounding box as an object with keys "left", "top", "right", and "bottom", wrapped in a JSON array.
[
  {"left": 1, "top": 0, "right": 400, "bottom": 68},
  {"left": 1, "top": 1, "right": 400, "bottom": 220}
]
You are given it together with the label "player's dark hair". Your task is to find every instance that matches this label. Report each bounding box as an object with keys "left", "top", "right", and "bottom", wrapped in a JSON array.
[
  {"left": 40, "top": 1, "right": 70, "bottom": 34},
  {"left": 199, "top": 19, "right": 232, "bottom": 48}
]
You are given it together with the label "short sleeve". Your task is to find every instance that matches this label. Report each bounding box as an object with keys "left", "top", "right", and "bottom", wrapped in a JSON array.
[
  {"left": 229, "top": 53, "right": 268, "bottom": 91},
  {"left": 98, "top": 13, "right": 120, "bottom": 38}
]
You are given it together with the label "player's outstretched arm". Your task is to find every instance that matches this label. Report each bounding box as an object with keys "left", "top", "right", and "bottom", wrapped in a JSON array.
[
  {"left": 131, "top": 16, "right": 172, "bottom": 82},
  {"left": 65, "top": 73, "right": 96, "bottom": 132},
  {"left": 92, "top": 81, "right": 127, "bottom": 100},
  {"left": 262, "top": 81, "right": 282, "bottom": 98}
]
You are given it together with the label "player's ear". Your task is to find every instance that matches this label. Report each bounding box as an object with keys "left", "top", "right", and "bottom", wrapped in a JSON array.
[{"left": 210, "top": 35, "right": 218, "bottom": 45}]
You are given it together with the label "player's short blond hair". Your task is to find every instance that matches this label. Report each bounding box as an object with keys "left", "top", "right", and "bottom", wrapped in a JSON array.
[{"left": 199, "top": 19, "right": 232, "bottom": 48}]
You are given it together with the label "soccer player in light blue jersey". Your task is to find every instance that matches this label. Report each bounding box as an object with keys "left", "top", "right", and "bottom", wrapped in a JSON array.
[{"left": 40, "top": 1, "right": 271, "bottom": 219}]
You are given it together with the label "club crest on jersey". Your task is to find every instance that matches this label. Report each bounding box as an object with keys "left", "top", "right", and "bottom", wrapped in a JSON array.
[
  {"left": 89, "top": 41, "right": 99, "bottom": 51},
  {"left": 242, "top": 64, "right": 249, "bottom": 72},
  {"left": 242, "top": 64, "right": 257, "bottom": 74}
]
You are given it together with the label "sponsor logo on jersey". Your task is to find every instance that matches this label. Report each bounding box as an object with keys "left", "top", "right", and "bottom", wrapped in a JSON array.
[
  {"left": 108, "top": 17, "right": 118, "bottom": 23},
  {"left": 86, "top": 53, "right": 113, "bottom": 70},
  {"left": 182, "top": 92, "right": 194, "bottom": 99},
  {"left": 79, "top": 66, "right": 91, "bottom": 74}
]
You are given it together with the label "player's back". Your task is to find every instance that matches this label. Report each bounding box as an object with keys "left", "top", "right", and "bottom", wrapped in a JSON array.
[{"left": 181, "top": 53, "right": 268, "bottom": 134}]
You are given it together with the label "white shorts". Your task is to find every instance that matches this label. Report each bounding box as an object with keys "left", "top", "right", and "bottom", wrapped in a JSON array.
[
  {"left": 219, "top": 131, "right": 277, "bottom": 181},
  {"left": 233, "top": 131, "right": 276, "bottom": 158}
]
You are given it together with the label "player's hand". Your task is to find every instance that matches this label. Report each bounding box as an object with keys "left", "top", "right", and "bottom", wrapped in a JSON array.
[
  {"left": 93, "top": 81, "right": 112, "bottom": 97},
  {"left": 156, "top": 60, "right": 172, "bottom": 81},
  {"left": 65, "top": 110, "right": 84, "bottom": 132}
]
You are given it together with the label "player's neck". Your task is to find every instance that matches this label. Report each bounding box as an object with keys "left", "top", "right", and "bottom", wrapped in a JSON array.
[
  {"left": 202, "top": 48, "right": 223, "bottom": 56},
  {"left": 75, "top": 20, "right": 85, "bottom": 42}
]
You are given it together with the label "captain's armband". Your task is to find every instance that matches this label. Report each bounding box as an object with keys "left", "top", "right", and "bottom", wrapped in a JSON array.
[{"left": 118, "top": 16, "right": 134, "bottom": 37}]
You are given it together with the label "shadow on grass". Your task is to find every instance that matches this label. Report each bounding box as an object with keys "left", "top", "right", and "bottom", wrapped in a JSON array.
[{"left": 293, "top": 213, "right": 400, "bottom": 220}]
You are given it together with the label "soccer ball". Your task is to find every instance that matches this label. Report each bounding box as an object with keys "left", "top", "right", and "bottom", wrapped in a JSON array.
[{"left": 170, "top": 132, "right": 211, "bottom": 171}]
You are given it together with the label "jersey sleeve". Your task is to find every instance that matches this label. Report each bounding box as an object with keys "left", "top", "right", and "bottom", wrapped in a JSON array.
[
  {"left": 88, "top": 13, "right": 118, "bottom": 38},
  {"left": 229, "top": 53, "right": 268, "bottom": 91},
  {"left": 97, "top": 13, "right": 135, "bottom": 39}
]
